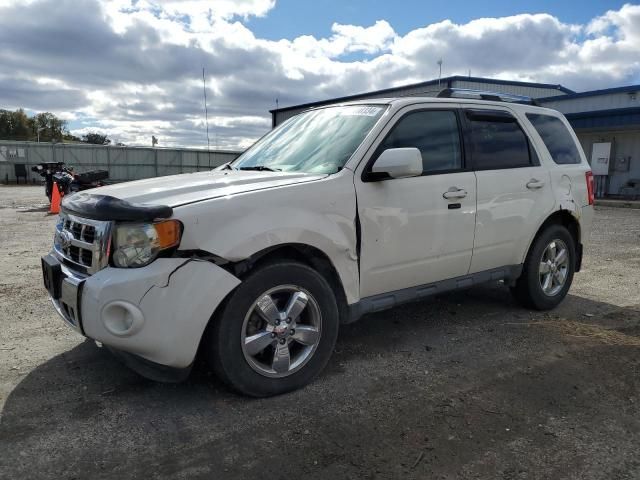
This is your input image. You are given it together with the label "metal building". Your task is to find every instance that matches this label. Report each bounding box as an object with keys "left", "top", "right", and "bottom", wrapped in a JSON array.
[
  {"left": 537, "top": 86, "right": 640, "bottom": 197},
  {"left": 270, "top": 75, "right": 640, "bottom": 198},
  {"left": 270, "top": 76, "right": 571, "bottom": 125}
]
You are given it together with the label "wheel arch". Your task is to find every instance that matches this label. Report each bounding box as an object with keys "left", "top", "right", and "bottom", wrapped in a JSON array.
[
  {"left": 197, "top": 242, "right": 351, "bottom": 370},
  {"left": 522, "top": 209, "right": 582, "bottom": 271},
  {"left": 223, "top": 243, "right": 350, "bottom": 325}
]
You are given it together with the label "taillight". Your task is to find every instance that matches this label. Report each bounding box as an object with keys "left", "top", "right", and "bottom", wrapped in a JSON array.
[{"left": 585, "top": 171, "right": 594, "bottom": 205}]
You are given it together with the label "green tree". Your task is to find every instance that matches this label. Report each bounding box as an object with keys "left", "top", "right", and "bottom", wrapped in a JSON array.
[
  {"left": 0, "top": 109, "right": 72, "bottom": 141},
  {"left": 62, "top": 132, "right": 82, "bottom": 142},
  {"left": 0, "top": 109, "right": 32, "bottom": 140},
  {"left": 0, "top": 110, "right": 12, "bottom": 139},
  {"left": 82, "top": 132, "right": 111, "bottom": 145},
  {"left": 32, "top": 112, "right": 66, "bottom": 142}
]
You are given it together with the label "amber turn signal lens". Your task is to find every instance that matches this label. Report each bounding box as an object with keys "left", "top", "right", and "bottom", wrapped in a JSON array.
[{"left": 153, "top": 220, "right": 181, "bottom": 249}]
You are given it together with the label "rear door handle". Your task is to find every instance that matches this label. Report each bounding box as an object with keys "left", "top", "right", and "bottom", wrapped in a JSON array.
[
  {"left": 526, "top": 179, "right": 545, "bottom": 189},
  {"left": 443, "top": 187, "right": 467, "bottom": 199}
]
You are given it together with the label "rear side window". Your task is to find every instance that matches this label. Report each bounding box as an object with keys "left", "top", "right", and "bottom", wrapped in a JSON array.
[
  {"left": 526, "top": 113, "right": 581, "bottom": 165},
  {"left": 467, "top": 113, "right": 531, "bottom": 169},
  {"left": 379, "top": 110, "right": 462, "bottom": 173}
]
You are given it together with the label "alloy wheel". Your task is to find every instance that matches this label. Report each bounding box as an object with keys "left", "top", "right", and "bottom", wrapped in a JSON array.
[
  {"left": 240, "top": 285, "right": 322, "bottom": 378},
  {"left": 539, "top": 239, "right": 570, "bottom": 296}
]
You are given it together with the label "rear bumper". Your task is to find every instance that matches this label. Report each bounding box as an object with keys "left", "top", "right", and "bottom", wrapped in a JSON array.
[{"left": 48, "top": 256, "right": 241, "bottom": 369}]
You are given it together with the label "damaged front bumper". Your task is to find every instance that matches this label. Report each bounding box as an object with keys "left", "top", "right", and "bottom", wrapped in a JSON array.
[{"left": 45, "top": 254, "right": 241, "bottom": 374}]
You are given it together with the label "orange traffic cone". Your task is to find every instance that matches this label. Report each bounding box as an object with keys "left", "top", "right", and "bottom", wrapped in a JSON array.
[{"left": 49, "top": 182, "right": 62, "bottom": 214}]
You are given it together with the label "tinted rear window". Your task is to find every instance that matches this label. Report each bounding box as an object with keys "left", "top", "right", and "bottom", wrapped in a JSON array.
[
  {"left": 468, "top": 117, "right": 531, "bottom": 169},
  {"left": 526, "top": 113, "right": 581, "bottom": 165}
]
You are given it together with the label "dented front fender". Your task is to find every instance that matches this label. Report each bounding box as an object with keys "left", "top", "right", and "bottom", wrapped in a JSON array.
[{"left": 174, "top": 172, "right": 360, "bottom": 304}]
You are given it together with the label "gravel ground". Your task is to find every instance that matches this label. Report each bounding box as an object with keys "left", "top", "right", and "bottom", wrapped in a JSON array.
[{"left": 1, "top": 185, "right": 639, "bottom": 480}]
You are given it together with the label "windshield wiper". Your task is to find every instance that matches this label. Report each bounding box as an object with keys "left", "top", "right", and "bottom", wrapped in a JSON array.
[{"left": 238, "top": 165, "right": 281, "bottom": 172}]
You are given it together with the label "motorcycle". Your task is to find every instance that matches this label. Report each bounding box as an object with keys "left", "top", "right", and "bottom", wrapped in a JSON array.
[{"left": 31, "top": 162, "right": 109, "bottom": 201}]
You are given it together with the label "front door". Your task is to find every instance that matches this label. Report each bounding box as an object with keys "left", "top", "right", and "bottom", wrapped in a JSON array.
[{"left": 355, "top": 107, "right": 477, "bottom": 298}]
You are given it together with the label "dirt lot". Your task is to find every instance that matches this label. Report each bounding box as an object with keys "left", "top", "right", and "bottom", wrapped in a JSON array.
[{"left": 1, "top": 185, "right": 639, "bottom": 480}]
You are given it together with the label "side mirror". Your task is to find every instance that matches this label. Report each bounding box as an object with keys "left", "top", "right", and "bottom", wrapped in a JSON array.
[{"left": 369, "top": 148, "right": 422, "bottom": 180}]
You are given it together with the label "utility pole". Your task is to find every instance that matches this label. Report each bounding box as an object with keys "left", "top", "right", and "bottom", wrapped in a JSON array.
[{"left": 202, "top": 67, "right": 211, "bottom": 167}]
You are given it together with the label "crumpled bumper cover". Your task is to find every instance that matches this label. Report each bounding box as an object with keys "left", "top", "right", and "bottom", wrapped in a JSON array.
[{"left": 80, "top": 258, "right": 240, "bottom": 369}]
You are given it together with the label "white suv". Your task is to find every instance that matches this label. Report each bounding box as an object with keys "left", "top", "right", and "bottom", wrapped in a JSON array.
[{"left": 42, "top": 90, "right": 595, "bottom": 396}]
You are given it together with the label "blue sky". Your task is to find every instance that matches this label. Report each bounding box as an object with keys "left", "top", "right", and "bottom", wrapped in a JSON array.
[{"left": 248, "top": 0, "right": 629, "bottom": 39}]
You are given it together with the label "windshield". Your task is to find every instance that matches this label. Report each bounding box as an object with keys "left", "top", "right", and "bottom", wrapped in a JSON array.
[{"left": 232, "top": 105, "right": 386, "bottom": 174}]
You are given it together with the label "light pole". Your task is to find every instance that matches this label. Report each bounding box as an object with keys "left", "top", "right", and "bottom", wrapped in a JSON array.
[
  {"left": 437, "top": 59, "right": 443, "bottom": 87},
  {"left": 202, "top": 67, "right": 211, "bottom": 168},
  {"left": 37, "top": 127, "right": 45, "bottom": 143}
]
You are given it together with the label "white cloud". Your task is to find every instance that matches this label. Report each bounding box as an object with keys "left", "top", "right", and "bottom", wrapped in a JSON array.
[
  {"left": 289, "top": 20, "right": 396, "bottom": 59},
  {"left": 155, "top": 0, "right": 277, "bottom": 20},
  {"left": 579, "top": 3, "right": 640, "bottom": 81},
  {"left": 1, "top": 1, "right": 639, "bottom": 148}
]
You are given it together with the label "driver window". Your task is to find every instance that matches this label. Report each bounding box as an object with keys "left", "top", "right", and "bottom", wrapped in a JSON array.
[{"left": 380, "top": 110, "right": 462, "bottom": 174}]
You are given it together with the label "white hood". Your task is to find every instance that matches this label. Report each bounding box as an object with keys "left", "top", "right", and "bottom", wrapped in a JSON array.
[{"left": 94, "top": 170, "right": 326, "bottom": 207}]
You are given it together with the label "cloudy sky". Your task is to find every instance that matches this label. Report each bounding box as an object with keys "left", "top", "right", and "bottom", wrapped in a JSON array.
[{"left": 1, "top": 0, "right": 639, "bottom": 149}]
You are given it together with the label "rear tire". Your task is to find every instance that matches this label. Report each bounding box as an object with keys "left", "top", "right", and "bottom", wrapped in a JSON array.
[
  {"left": 206, "top": 261, "right": 339, "bottom": 397},
  {"left": 512, "top": 224, "right": 576, "bottom": 310}
]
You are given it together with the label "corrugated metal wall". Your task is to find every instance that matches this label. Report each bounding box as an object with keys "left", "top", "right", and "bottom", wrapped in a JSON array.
[
  {"left": 274, "top": 109, "right": 302, "bottom": 126},
  {"left": 541, "top": 93, "right": 639, "bottom": 114},
  {"left": 576, "top": 130, "right": 640, "bottom": 195},
  {"left": 0, "top": 141, "right": 242, "bottom": 183}
]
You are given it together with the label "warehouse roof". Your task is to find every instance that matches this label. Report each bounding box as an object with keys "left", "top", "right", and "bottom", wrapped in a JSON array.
[{"left": 270, "top": 75, "right": 574, "bottom": 114}]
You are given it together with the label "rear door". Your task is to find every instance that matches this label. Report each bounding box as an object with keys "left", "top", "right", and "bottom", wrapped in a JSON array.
[
  {"left": 525, "top": 112, "right": 592, "bottom": 207},
  {"left": 462, "top": 106, "right": 555, "bottom": 273}
]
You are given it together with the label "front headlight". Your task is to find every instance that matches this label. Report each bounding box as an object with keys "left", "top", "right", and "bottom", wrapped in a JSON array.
[{"left": 112, "top": 220, "right": 182, "bottom": 268}]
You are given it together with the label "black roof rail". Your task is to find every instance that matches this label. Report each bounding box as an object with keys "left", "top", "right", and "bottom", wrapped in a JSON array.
[{"left": 437, "top": 88, "right": 539, "bottom": 106}]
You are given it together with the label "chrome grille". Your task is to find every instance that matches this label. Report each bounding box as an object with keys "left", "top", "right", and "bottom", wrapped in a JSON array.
[{"left": 54, "top": 212, "right": 112, "bottom": 274}]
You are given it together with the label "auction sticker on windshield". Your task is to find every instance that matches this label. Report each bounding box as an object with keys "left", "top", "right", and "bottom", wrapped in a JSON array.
[{"left": 338, "top": 106, "right": 383, "bottom": 116}]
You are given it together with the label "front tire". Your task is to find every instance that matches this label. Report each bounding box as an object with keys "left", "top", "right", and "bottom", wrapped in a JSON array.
[
  {"left": 512, "top": 224, "right": 576, "bottom": 310},
  {"left": 207, "top": 261, "right": 339, "bottom": 397}
]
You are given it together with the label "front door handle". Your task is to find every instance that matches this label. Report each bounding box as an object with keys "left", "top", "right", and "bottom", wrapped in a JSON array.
[
  {"left": 526, "top": 179, "right": 545, "bottom": 189},
  {"left": 443, "top": 187, "right": 467, "bottom": 199}
]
